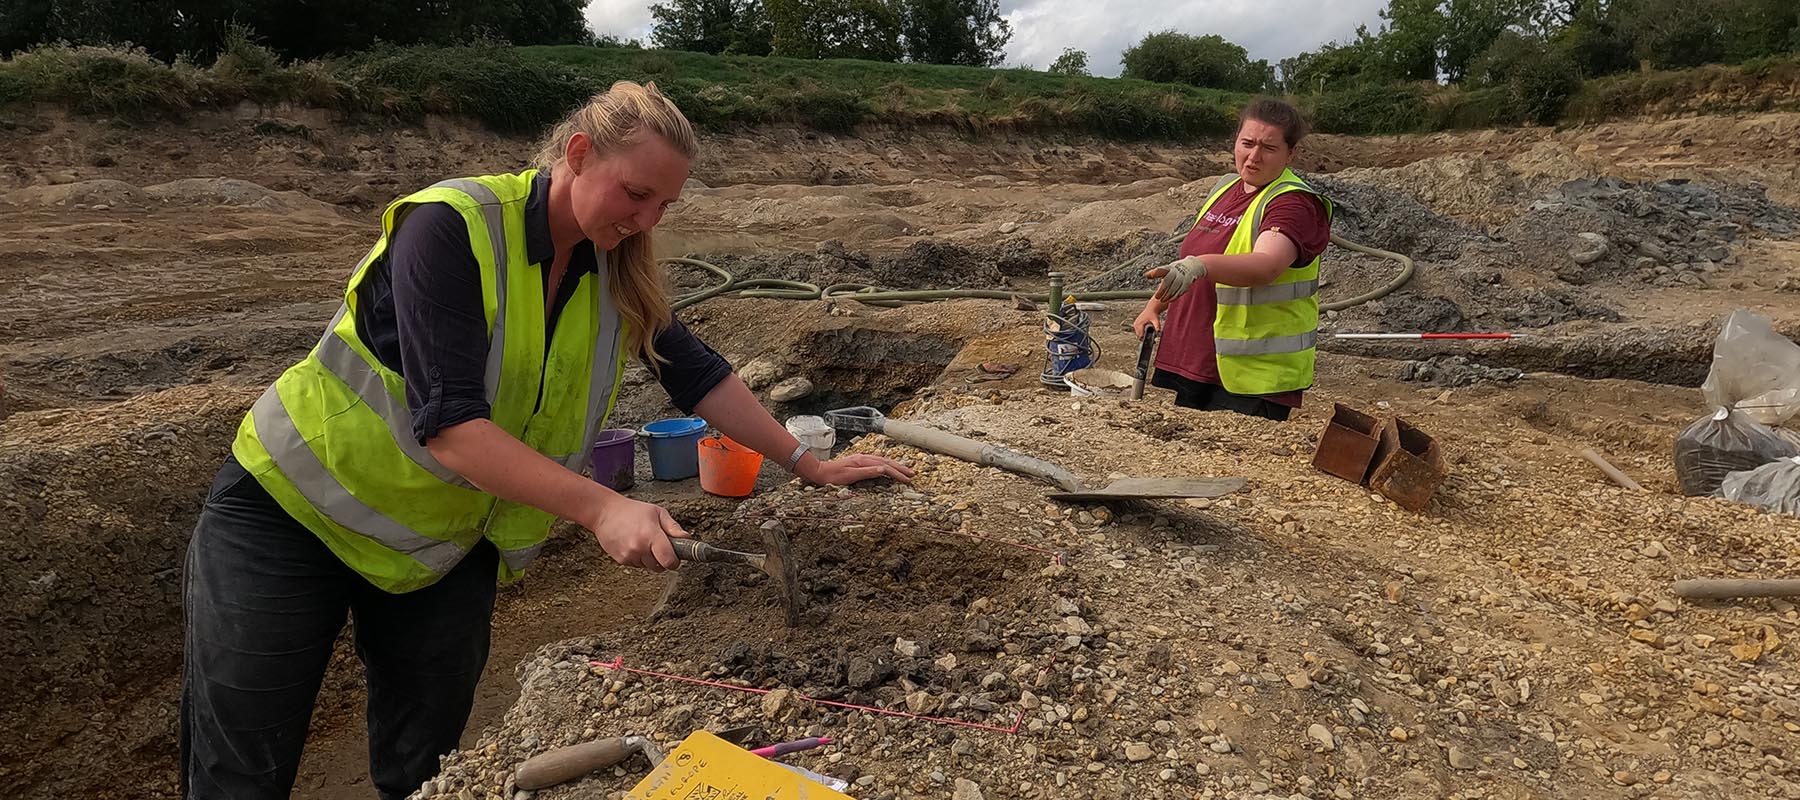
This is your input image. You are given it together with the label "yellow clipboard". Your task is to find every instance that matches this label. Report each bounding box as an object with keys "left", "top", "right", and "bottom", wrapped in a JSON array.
[{"left": 625, "top": 730, "right": 853, "bottom": 799}]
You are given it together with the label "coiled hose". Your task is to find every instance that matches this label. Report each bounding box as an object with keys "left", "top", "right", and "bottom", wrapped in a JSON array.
[{"left": 666, "top": 233, "right": 1413, "bottom": 313}]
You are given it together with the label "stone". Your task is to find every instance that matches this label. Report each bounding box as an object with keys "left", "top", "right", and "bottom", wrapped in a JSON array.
[
  {"left": 769, "top": 377, "right": 815, "bottom": 402},
  {"left": 999, "top": 221, "right": 1019, "bottom": 234},
  {"left": 1308, "top": 723, "right": 1336, "bottom": 751},
  {"left": 739, "top": 358, "right": 781, "bottom": 391},
  {"left": 1447, "top": 746, "right": 1475, "bottom": 770},
  {"left": 953, "top": 778, "right": 985, "bottom": 800},
  {"left": 895, "top": 638, "right": 920, "bottom": 657},
  {"left": 762, "top": 688, "right": 800, "bottom": 721},
  {"left": 1390, "top": 727, "right": 1409, "bottom": 742},
  {"left": 905, "top": 691, "right": 945, "bottom": 715},
  {"left": 1570, "top": 232, "right": 1610, "bottom": 265},
  {"left": 1125, "top": 743, "right": 1154, "bottom": 762}
]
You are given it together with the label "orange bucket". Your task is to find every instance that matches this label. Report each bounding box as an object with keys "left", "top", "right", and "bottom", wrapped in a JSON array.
[{"left": 697, "top": 435, "right": 763, "bottom": 497}]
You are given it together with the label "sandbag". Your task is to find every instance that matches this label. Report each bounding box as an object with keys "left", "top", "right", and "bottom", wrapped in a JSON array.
[
  {"left": 1721, "top": 457, "right": 1800, "bottom": 516},
  {"left": 1673, "top": 407, "right": 1800, "bottom": 496}
]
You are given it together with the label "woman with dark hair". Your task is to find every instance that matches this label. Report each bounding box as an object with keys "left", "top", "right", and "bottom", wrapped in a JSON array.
[{"left": 1134, "top": 96, "right": 1334, "bottom": 422}]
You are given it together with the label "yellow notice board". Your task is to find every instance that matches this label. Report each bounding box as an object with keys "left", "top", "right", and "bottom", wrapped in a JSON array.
[{"left": 625, "top": 730, "right": 853, "bottom": 800}]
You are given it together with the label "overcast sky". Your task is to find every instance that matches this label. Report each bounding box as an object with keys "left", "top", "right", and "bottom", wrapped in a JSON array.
[{"left": 582, "top": 0, "right": 1390, "bottom": 76}]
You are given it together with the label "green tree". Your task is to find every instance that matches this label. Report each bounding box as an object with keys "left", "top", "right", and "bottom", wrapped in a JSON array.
[
  {"left": 1119, "top": 30, "right": 1270, "bottom": 91},
  {"left": 651, "top": 0, "right": 772, "bottom": 55},
  {"left": 1440, "top": 0, "right": 1541, "bottom": 82},
  {"left": 1371, "top": 0, "right": 1444, "bottom": 81},
  {"left": 1047, "top": 47, "right": 1088, "bottom": 76},
  {"left": 1617, "top": 0, "right": 1726, "bottom": 69},
  {"left": 1722, "top": 0, "right": 1799, "bottom": 61},
  {"left": 898, "top": 0, "right": 1010, "bottom": 66},
  {"left": 1551, "top": 0, "right": 1634, "bottom": 77},
  {"left": 1468, "top": 29, "right": 1582, "bottom": 122},
  {"left": 1279, "top": 35, "right": 1392, "bottom": 92},
  {"left": 766, "top": 0, "right": 902, "bottom": 60}
]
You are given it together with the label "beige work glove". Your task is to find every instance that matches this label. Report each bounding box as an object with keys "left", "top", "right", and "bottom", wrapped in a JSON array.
[{"left": 1144, "top": 256, "right": 1207, "bottom": 301}]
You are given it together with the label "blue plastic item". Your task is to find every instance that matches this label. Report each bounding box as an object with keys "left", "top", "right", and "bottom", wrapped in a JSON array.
[
  {"left": 642, "top": 417, "right": 707, "bottom": 480},
  {"left": 1040, "top": 301, "right": 1095, "bottom": 384}
]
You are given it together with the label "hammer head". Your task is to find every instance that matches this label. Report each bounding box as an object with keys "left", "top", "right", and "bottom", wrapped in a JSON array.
[{"left": 759, "top": 520, "right": 801, "bottom": 627}]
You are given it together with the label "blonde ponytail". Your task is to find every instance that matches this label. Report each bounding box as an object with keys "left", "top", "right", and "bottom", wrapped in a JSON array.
[{"left": 532, "top": 81, "right": 698, "bottom": 366}]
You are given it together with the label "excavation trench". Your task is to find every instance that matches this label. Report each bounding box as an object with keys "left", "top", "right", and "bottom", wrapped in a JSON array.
[{"left": 0, "top": 312, "right": 974, "bottom": 799}]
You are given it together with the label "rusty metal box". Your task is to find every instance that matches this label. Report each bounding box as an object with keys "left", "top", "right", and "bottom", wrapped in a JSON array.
[
  {"left": 1369, "top": 416, "right": 1447, "bottom": 512},
  {"left": 1312, "top": 403, "right": 1384, "bottom": 484}
]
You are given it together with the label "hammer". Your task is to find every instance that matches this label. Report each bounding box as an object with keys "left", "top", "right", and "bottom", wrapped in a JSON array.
[{"left": 669, "top": 519, "right": 801, "bottom": 626}]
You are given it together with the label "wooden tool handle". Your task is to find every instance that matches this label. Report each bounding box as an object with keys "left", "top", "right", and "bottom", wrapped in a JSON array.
[
  {"left": 515, "top": 737, "right": 638, "bottom": 790},
  {"left": 1577, "top": 448, "right": 1643, "bottom": 491},
  {"left": 1672, "top": 579, "right": 1800, "bottom": 599}
]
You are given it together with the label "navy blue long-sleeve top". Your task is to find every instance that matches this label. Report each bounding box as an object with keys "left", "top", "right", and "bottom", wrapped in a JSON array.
[{"left": 351, "top": 172, "right": 732, "bottom": 444}]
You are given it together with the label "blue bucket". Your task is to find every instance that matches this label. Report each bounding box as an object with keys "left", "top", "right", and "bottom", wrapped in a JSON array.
[
  {"left": 641, "top": 417, "right": 707, "bottom": 480},
  {"left": 1041, "top": 303, "right": 1094, "bottom": 384}
]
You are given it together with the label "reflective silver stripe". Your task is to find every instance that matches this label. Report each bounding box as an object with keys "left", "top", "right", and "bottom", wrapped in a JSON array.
[
  {"left": 251, "top": 386, "right": 468, "bottom": 574},
  {"left": 308, "top": 306, "right": 472, "bottom": 488},
  {"left": 1248, "top": 180, "right": 1305, "bottom": 233},
  {"left": 564, "top": 250, "right": 625, "bottom": 473},
  {"left": 430, "top": 179, "right": 510, "bottom": 406},
  {"left": 1215, "top": 330, "right": 1318, "bottom": 356},
  {"left": 1216, "top": 279, "right": 1319, "bottom": 306},
  {"left": 499, "top": 542, "right": 545, "bottom": 573}
]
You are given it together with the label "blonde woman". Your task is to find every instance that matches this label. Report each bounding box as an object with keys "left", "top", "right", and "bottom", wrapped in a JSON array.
[{"left": 181, "top": 81, "right": 911, "bottom": 799}]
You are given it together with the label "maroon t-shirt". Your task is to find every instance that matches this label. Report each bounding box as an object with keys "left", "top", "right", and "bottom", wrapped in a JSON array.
[{"left": 1154, "top": 185, "right": 1331, "bottom": 407}]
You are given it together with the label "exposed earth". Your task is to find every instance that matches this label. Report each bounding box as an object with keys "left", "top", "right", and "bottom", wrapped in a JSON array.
[{"left": 3, "top": 105, "right": 1800, "bottom": 800}]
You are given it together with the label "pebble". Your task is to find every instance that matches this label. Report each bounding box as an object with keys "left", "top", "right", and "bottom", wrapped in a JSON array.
[
  {"left": 1390, "top": 727, "right": 1409, "bottom": 742},
  {"left": 1447, "top": 746, "right": 1475, "bottom": 770},
  {"left": 1125, "top": 743, "right": 1154, "bottom": 762},
  {"left": 1308, "top": 723, "right": 1335, "bottom": 750},
  {"left": 1210, "top": 739, "right": 1233, "bottom": 754},
  {"left": 953, "top": 778, "right": 985, "bottom": 800}
]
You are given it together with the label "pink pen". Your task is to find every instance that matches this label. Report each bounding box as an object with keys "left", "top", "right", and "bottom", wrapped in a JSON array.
[{"left": 751, "top": 736, "right": 833, "bottom": 758}]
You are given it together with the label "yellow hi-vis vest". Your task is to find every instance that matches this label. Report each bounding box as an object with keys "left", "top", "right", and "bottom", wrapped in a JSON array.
[
  {"left": 232, "top": 172, "right": 630, "bottom": 593},
  {"left": 1194, "top": 167, "right": 1333, "bottom": 396}
]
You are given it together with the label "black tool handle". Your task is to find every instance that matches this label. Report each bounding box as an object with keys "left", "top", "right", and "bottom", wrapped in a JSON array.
[
  {"left": 1131, "top": 325, "right": 1158, "bottom": 399},
  {"left": 670, "top": 537, "right": 757, "bottom": 566}
]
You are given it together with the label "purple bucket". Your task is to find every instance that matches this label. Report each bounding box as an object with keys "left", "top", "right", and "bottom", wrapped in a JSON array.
[{"left": 590, "top": 428, "right": 637, "bottom": 491}]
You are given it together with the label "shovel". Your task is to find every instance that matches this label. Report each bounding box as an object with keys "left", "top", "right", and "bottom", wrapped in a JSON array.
[{"left": 823, "top": 406, "right": 1247, "bottom": 503}]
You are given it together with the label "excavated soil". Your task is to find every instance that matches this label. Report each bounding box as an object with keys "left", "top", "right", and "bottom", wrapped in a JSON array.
[{"left": 4, "top": 106, "right": 1800, "bottom": 800}]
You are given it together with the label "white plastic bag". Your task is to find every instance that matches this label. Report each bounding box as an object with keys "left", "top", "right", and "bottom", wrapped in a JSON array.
[
  {"left": 1673, "top": 407, "right": 1800, "bottom": 496},
  {"left": 1722, "top": 457, "right": 1800, "bottom": 516},
  {"left": 1700, "top": 310, "right": 1800, "bottom": 425}
]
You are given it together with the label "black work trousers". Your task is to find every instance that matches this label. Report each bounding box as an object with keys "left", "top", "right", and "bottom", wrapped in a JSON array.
[{"left": 180, "top": 456, "right": 498, "bottom": 800}]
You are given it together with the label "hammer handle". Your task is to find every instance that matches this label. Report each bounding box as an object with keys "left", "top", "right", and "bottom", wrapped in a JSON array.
[
  {"left": 670, "top": 537, "right": 761, "bottom": 568},
  {"left": 515, "top": 737, "right": 638, "bottom": 790},
  {"left": 1132, "top": 326, "right": 1157, "bottom": 400}
]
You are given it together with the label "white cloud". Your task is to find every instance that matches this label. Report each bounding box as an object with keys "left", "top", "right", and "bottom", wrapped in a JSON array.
[
  {"left": 585, "top": 0, "right": 658, "bottom": 44},
  {"left": 1002, "top": 0, "right": 1387, "bottom": 76}
]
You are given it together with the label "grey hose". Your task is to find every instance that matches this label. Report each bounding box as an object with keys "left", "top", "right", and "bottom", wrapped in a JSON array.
[{"left": 664, "top": 232, "right": 1414, "bottom": 312}]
